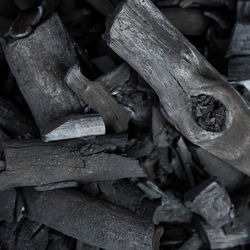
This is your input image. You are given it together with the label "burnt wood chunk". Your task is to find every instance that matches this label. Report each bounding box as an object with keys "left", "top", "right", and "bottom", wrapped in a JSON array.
[
  {"left": 42, "top": 114, "right": 105, "bottom": 142},
  {"left": 65, "top": 65, "right": 131, "bottom": 133},
  {"left": 105, "top": 0, "right": 250, "bottom": 176},
  {"left": 1, "top": 14, "right": 82, "bottom": 132},
  {"left": 0, "top": 138, "right": 145, "bottom": 190},
  {"left": 22, "top": 188, "right": 163, "bottom": 250},
  {"left": 185, "top": 180, "right": 232, "bottom": 227}
]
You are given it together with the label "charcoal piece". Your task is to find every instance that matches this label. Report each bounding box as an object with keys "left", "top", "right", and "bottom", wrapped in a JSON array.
[
  {"left": 152, "top": 107, "right": 171, "bottom": 148},
  {"left": 105, "top": 0, "right": 250, "bottom": 176},
  {"left": 228, "top": 57, "right": 250, "bottom": 81},
  {"left": 139, "top": 181, "right": 191, "bottom": 224},
  {"left": 1, "top": 14, "right": 82, "bottom": 132},
  {"left": 176, "top": 137, "right": 195, "bottom": 187},
  {"left": 192, "top": 146, "right": 247, "bottom": 191},
  {"left": 227, "top": 23, "right": 250, "bottom": 58},
  {"left": 153, "top": 191, "right": 191, "bottom": 224},
  {"left": 0, "top": 97, "right": 37, "bottom": 137},
  {"left": 99, "top": 179, "right": 157, "bottom": 218},
  {"left": 0, "top": 138, "right": 145, "bottom": 190},
  {"left": 185, "top": 180, "right": 232, "bottom": 227},
  {"left": 42, "top": 114, "right": 105, "bottom": 142},
  {"left": 85, "top": 0, "right": 115, "bottom": 16},
  {"left": 97, "top": 63, "right": 130, "bottom": 91},
  {"left": 162, "top": 8, "right": 209, "bottom": 36},
  {"left": 22, "top": 188, "right": 163, "bottom": 250},
  {"left": 14, "top": 0, "right": 42, "bottom": 10},
  {"left": 0, "top": 189, "right": 16, "bottom": 222},
  {"left": 177, "top": 234, "right": 203, "bottom": 250},
  {"left": 203, "top": 190, "right": 250, "bottom": 248},
  {"left": 191, "top": 94, "right": 226, "bottom": 132},
  {"left": 65, "top": 65, "right": 131, "bottom": 133},
  {"left": 98, "top": 64, "right": 154, "bottom": 124}
]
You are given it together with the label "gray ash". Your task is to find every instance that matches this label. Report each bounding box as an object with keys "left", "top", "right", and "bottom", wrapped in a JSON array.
[{"left": 191, "top": 94, "right": 226, "bottom": 132}]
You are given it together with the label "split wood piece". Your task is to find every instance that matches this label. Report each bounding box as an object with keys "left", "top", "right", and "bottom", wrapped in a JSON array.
[
  {"left": 76, "top": 241, "right": 100, "bottom": 250},
  {"left": 203, "top": 190, "right": 250, "bottom": 248},
  {"left": 22, "top": 188, "right": 163, "bottom": 250},
  {"left": 0, "top": 189, "right": 16, "bottom": 222},
  {"left": 139, "top": 181, "right": 192, "bottom": 224},
  {"left": 65, "top": 65, "right": 131, "bottom": 133},
  {"left": 42, "top": 114, "right": 105, "bottom": 142},
  {"left": 97, "top": 63, "right": 130, "bottom": 91},
  {"left": 105, "top": 0, "right": 250, "bottom": 176},
  {"left": 0, "top": 97, "right": 37, "bottom": 137},
  {"left": 185, "top": 180, "right": 232, "bottom": 227},
  {"left": 161, "top": 7, "right": 209, "bottom": 36},
  {"left": 1, "top": 14, "right": 82, "bottom": 132},
  {"left": 0, "top": 138, "right": 145, "bottom": 190},
  {"left": 192, "top": 146, "right": 247, "bottom": 191}
]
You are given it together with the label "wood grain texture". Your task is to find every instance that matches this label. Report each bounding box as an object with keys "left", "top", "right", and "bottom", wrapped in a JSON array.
[
  {"left": 1, "top": 14, "right": 82, "bottom": 131},
  {"left": 42, "top": 114, "right": 105, "bottom": 142},
  {"left": 0, "top": 138, "right": 145, "bottom": 190},
  {"left": 65, "top": 65, "right": 131, "bottom": 133},
  {"left": 23, "top": 188, "right": 163, "bottom": 250},
  {"left": 105, "top": 0, "right": 250, "bottom": 175}
]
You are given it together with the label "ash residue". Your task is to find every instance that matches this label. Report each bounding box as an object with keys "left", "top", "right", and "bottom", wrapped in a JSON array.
[{"left": 191, "top": 94, "right": 226, "bottom": 132}]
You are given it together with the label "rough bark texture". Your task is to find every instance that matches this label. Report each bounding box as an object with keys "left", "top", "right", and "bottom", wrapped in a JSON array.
[
  {"left": 0, "top": 138, "right": 145, "bottom": 190},
  {"left": 105, "top": 0, "right": 250, "bottom": 175},
  {"left": 22, "top": 188, "right": 163, "bottom": 250},
  {"left": 1, "top": 14, "right": 82, "bottom": 131}
]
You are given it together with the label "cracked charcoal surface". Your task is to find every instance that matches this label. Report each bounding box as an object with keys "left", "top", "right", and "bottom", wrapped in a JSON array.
[{"left": 191, "top": 94, "right": 226, "bottom": 132}]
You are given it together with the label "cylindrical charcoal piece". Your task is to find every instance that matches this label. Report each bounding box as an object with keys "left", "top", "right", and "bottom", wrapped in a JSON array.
[
  {"left": 105, "top": 0, "right": 250, "bottom": 176},
  {"left": 0, "top": 139, "right": 145, "bottom": 190},
  {"left": 23, "top": 188, "right": 163, "bottom": 250},
  {"left": 1, "top": 14, "right": 82, "bottom": 132}
]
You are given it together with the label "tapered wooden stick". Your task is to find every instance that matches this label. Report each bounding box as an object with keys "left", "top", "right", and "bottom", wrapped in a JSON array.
[{"left": 105, "top": 0, "right": 250, "bottom": 175}]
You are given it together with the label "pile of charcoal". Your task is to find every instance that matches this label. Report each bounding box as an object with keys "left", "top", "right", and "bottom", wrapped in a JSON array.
[{"left": 1, "top": 0, "right": 250, "bottom": 249}]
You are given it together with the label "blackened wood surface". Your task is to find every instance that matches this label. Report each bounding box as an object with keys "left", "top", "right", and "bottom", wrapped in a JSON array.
[
  {"left": 0, "top": 139, "right": 145, "bottom": 190},
  {"left": 65, "top": 65, "right": 131, "bottom": 133},
  {"left": 1, "top": 14, "right": 82, "bottom": 131},
  {"left": 105, "top": 0, "right": 250, "bottom": 176},
  {"left": 42, "top": 114, "right": 105, "bottom": 142},
  {"left": 23, "top": 188, "right": 163, "bottom": 250}
]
